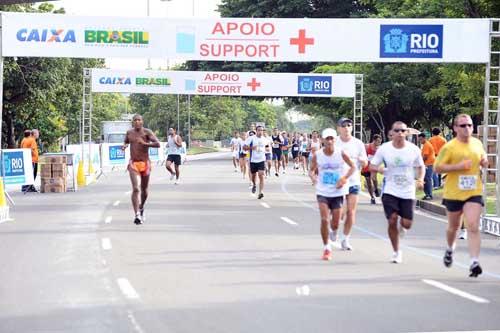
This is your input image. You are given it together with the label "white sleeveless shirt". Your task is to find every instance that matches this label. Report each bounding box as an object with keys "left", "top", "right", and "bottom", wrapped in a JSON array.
[
  {"left": 167, "top": 135, "right": 181, "bottom": 155},
  {"left": 315, "top": 148, "right": 348, "bottom": 198}
]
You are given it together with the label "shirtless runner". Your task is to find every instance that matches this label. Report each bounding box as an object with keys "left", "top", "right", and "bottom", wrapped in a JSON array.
[{"left": 122, "top": 114, "right": 160, "bottom": 225}]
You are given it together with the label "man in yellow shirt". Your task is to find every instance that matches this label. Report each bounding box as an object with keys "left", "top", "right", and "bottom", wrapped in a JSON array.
[
  {"left": 434, "top": 114, "right": 488, "bottom": 278},
  {"left": 418, "top": 133, "right": 435, "bottom": 200},
  {"left": 429, "top": 128, "right": 447, "bottom": 188},
  {"left": 20, "top": 129, "right": 39, "bottom": 193}
]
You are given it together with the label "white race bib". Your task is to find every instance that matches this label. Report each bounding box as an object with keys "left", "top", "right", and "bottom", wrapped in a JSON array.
[
  {"left": 393, "top": 174, "right": 409, "bottom": 187},
  {"left": 293, "top": 147, "right": 299, "bottom": 151},
  {"left": 459, "top": 175, "right": 477, "bottom": 190}
]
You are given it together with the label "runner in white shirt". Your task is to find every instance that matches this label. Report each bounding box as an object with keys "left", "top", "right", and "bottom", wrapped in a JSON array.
[
  {"left": 370, "top": 121, "right": 425, "bottom": 264},
  {"left": 230, "top": 131, "right": 240, "bottom": 172},
  {"left": 333, "top": 117, "right": 368, "bottom": 251},
  {"left": 310, "top": 128, "right": 355, "bottom": 261},
  {"left": 300, "top": 133, "right": 310, "bottom": 175},
  {"left": 244, "top": 126, "right": 267, "bottom": 199}
]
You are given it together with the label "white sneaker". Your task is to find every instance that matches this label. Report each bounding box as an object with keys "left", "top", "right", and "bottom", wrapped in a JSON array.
[
  {"left": 234, "top": 168, "right": 238, "bottom": 173},
  {"left": 459, "top": 229, "right": 467, "bottom": 240},
  {"left": 341, "top": 239, "right": 353, "bottom": 251},
  {"left": 391, "top": 251, "right": 403, "bottom": 264},
  {"left": 329, "top": 230, "right": 337, "bottom": 243},
  {"left": 174, "top": 179, "right": 180, "bottom": 185},
  {"left": 399, "top": 224, "right": 407, "bottom": 239},
  {"left": 169, "top": 173, "right": 175, "bottom": 181}
]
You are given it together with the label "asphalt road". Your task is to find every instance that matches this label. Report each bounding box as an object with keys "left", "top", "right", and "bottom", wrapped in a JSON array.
[{"left": 1, "top": 153, "right": 500, "bottom": 333}]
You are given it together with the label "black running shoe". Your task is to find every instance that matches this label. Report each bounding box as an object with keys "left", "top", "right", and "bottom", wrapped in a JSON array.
[
  {"left": 370, "top": 198, "right": 376, "bottom": 205},
  {"left": 375, "top": 188, "right": 381, "bottom": 197},
  {"left": 469, "top": 261, "right": 482, "bottom": 278},
  {"left": 258, "top": 193, "right": 264, "bottom": 199},
  {"left": 134, "top": 214, "right": 142, "bottom": 225},
  {"left": 251, "top": 185, "right": 256, "bottom": 194},
  {"left": 275, "top": 172, "right": 279, "bottom": 177},
  {"left": 443, "top": 249, "right": 453, "bottom": 268}
]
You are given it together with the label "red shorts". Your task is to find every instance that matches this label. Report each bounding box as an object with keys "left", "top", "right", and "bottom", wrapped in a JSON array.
[{"left": 128, "top": 160, "right": 151, "bottom": 176}]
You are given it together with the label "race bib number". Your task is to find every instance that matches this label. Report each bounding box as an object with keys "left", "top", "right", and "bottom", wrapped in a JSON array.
[
  {"left": 393, "top": 174, "right": 409, "bottom": 187},
  {"left": 322, "top": 171, "right": 340, "bottom": 185},
  {"left": 293, "top": 147, "right": 299, "bottom": 151},
  {"left": 459, "top": 175, "right": 477, "bottom": 190},
  {"left": 272, "top": 144, "right": 280, "bottom": 149}
]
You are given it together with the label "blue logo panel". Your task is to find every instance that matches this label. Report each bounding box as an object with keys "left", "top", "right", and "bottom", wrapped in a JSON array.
[
  {"left": 298, "top": 76, "right": 332, "bottom": 95},
  {"left": 108, "top": 145, "right": 126, "bottom": 165},
  {"left": 2, "top": 151, "right": 26, "bottom": 185},
  {"left": 380, "top": 25, "right": 443, "bottom": 58},
  {"left": 149, "top": 147, "right": 159, "bottom": 161}
]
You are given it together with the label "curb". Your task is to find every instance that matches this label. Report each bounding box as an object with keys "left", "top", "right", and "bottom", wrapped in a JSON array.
[{"left": 416, "top": 199, "right": 447, "bottom": 216}]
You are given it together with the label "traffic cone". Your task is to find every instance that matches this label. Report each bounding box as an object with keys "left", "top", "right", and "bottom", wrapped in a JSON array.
[
  {"left": 0, "top": 177, "right": 10, "bottom": 222},
  {"left": 0, "top": 177, "right": 7, "bottom": 207},
  {"left": 77, "top": 160, "right": 86, "bottom": 187}
]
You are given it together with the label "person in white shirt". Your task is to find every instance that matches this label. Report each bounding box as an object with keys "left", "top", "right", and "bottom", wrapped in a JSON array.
[
  {"left": 370, "top": 121, "right": 425, "bottom": 264},
  {"left": 230, "top": 131, "right": 240, "bottom": 172},
  {"left": 165, "top": 127, "right": 183, "bottom": 185},
  {"left": 263, "top": 129, "right": 272, "bottom": 178},
  {"left": 244, "top": 126, "right": 267, "bottom": 199},
  {"left": 310, "top": 128, "right": 355, "bottom": 261},
  {"left": 333, "top": 118, "right": 368, "bottom": 251}
]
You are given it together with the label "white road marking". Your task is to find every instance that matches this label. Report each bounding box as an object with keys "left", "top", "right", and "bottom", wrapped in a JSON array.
[
  {"left": 117, "top": 278, "right": 140, "bottom": 299},
  {"left": 127, "top": 310, "right": 146, "bottom": 333},
  {"left": 113, "top": 200, "right": 120, "bottom": 207},
  {"left": 104, "top": 216, "right": 113, "bottom": 224},
  {"left": 125, "top": 190, "right": 132, "bottom": 195},
  {"left": 261, "top": 202, "right": 270, "bottom": 209},
  {"left": 422, "top": 279, "right": 490, "bottom": 304},
  {"left": 101, "top": 238, "right": 112, "bottom": 250},
  {"left": 281, "top": 216, "right": 298, "bottom": 226},
  {"left": 296, "top": 285, "right": 310, "bottom": 296}
]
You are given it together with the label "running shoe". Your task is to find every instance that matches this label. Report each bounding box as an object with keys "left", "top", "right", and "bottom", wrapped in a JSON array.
[
  {"left": 322, "top": 249, "right": 332, "bottom": 261},
  {"left": 469, "top": 261, "right": 482, "bottom": 278},
  {"left": 169, "top": 173, "right": 175, "bottom": 181},
  {"left": 234, "top": 168, "right": 238, "bottom": 173},
  {"left": 341, "top": 239, "right": 353, "bottom": 251},
  {"left": 258, "top": 193, "right": 264, "bottom": 199},
  {"left": 134, "top": 213, "right": 142, "bottom": 225},
  {"left": 459, "top": 229, "right": 467, "bottom": 240},
  {"left": 375, "top": 188, "right": 381, "bottom": 197},
  {"left": 391, "top": 251, "right": 403, "bottom": 264},
  {"left": 370, "top": 198, "right": 376, "bottom": 205},
  {"left": 443, "top": 249, "right": 453, "bottom": 268},
  {"left": 174, "top": 179, "right": 180, "bottom": 185},
  {"left": 251, "top": 185, "right": 256, "bottom": 194},
  {"left": 275, "top": 172, "right": 279, "bottom": 177}
]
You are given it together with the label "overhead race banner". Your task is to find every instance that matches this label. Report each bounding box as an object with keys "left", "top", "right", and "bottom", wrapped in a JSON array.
[
  {"left": 91, "top": 69, "right": 356, "bottom": 98},
  {"left": 2, "top": 12, "right": 490, "bottom": 63}
]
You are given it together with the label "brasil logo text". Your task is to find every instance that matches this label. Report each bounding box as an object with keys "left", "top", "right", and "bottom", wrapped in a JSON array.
[
  {"left": 85, "top": 30, "right": 149, "bottom": 46},
  {"left": 380, "top": 25, "right": 443, "bottom": 58}
]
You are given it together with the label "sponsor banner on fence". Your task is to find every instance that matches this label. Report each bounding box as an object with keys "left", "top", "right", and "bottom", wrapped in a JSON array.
[
  {"left": 91, "top": 69, "right": 356, "bottom": 98},
  {"left": 66, "top": 144, "right": 101, "bottom": 173},
  {"left": 2, "top": 13, "right": 490, "bottom": 63},
  {"left": 1, "top": 149, "right": 34, "bottom": 186}
]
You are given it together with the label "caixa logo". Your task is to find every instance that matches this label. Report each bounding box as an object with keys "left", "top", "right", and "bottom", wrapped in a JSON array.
[
  {"left": 380, "top": 25, "right": 443, "bottom": 58},
  {"left": 99, "top": 77, "right": 132, "bottom": 85},
  {"left": 16, "top": 28, "right": 76, "bottom": 43},
  {"left": 297, "top": 76, "right": 332, "bottom": 95}
]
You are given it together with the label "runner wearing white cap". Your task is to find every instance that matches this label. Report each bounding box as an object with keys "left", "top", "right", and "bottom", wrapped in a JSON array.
[{"left": 310, "top": 128, "right": 355, "bottom": 261}]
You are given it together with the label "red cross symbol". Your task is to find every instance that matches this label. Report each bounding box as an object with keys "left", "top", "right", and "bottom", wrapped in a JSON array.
[
  {"left": 247, "top": 78, "right": 261, "bottom": 91},
  {"left": 290, "top": 29, "right": 314, "bottom": 54}
]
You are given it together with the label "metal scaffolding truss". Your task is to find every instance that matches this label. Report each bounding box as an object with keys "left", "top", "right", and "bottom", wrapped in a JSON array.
[
  {"left": 82, "top": 68, "right": 93, "bottom": 174},
  {"left": 481, "top": 19, "right": 500, "bottom": 236},
  {"left": 353, "top": 74, "right": 364, "bottom": 141}
]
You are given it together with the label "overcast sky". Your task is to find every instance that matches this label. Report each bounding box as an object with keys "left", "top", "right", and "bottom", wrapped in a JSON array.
[{"left": 51, "top": 0, "right": 222, "bottom": 69}]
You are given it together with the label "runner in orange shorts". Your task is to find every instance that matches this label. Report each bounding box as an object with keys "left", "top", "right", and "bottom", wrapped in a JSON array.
[{"left": 122, "top": 114, "right": 160, "bottom": 225}]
